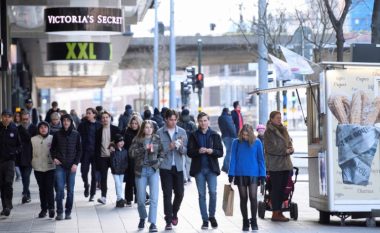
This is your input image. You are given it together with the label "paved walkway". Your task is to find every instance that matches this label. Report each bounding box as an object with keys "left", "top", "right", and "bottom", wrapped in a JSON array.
[{"left": 1, "top": 163, "right": 379, "bottom": 233}]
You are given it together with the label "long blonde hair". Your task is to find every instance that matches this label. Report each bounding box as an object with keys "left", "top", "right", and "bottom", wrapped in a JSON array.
[{"left": 238, "top": 124, "right": 256, "bottom": 146}]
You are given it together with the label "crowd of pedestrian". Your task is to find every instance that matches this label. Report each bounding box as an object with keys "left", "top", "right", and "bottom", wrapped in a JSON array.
[{"left": 0, "top": 98, "right": 294, "bottom": 232}]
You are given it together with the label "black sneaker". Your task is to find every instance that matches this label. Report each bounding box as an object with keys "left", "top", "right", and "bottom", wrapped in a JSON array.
[
  {"left": 89, "top": 195, "right": 94, "bottom": 202},
  {"left": 38, "top": 210, "right": 47, "bottom": 218},
  {"left": 84, "top": 184, "right": 89, "bottom": 198},
  {"left": 138, "top": 219, "right": 145, "bottom": 229},
  {"left": 250, "top": 218, "right": 258, "bottom": 230},
  {"left": 65, "top": 213, "right": 71, "bottom": 220},
  {"left": 201, "top": 221, "right": 208, "bottom": 229},
  {"left": 125, "top": 201, "right": 132, "bottom": 207},
  {"left": 209, "top": 217, "right": 218, "bottom": 229},
  {"left": 165, "top": 223, "right": 172, "bottom": 230},
  {"left": 171, "top": 216, "right": 178, "bottom": 226},
  {"left": 149, "top": 223, "right": 158, "bottom": 232},
  {"left": 145, "top": 199, "right": 150, "bottom": 206},
  {"left": 22, "top": 195, "right": 30, "bottom": 204},
  {"left": 55, "top": 214, "right": 64, "bottom": 221},
  {"left": 2, "top": 208, "right": 10, "bottom": 216},
  {"left": 48, "top": 209, "right": 55, "bottom": 218}
]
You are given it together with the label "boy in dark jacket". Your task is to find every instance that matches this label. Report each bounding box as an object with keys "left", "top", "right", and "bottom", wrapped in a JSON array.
[
  {"left": 109, "top": 134, "right": 128, "bottom": 208},
  {"left": 218, "top": 108, "right": 237, "bottom": 173},
  {"left": 50, "top": 114, "right": 81, "bottom": 220}
]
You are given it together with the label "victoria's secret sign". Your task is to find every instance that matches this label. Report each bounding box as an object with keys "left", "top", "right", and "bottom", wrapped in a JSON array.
[{"left": 45, "top": 7, "right": 123, "bottom": 34}]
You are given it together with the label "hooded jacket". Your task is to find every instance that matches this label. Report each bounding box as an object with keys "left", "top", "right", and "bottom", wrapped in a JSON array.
[
  {"left": 118, "top": 108, "right": 133, "bottom": 131},
  {"left": 50, "top": 114, "right": 82, "bottom": 169},
  {"left": 218, "top": 111, "right": 237, "bottom": 138},
  {"left": 0, "top": 122, "right": 22, "bottom": 162},
  {"left": 31, "top": 122, "right": 55, "bottom": 172},
  {"left": 110, "top": 147, "right": 128, "bottom": 175},
  {"left": 17, "top": 123, "right": 37, "bottom": 167}
]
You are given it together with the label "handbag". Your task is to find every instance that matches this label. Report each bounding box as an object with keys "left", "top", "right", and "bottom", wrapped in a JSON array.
[{"left": 222, "top": 184, "right": 234, "bottom": 216}]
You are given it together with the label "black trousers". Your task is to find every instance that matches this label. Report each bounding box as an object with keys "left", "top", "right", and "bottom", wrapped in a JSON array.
[
  {"left": 160, "top": 166, "right": 184, "bottom": 223},
  {"left": 81, "top": 154, "right": 97, "bottom": 196},
  {"left": 269, "top": 170, "right": 290, "bottom": 211},
  {"left": 0, "top": 160, "right": 15, "bottom": 210},
  {"left": 34, "top": 170, "right": 55, "bottom": 211},
  {"left": 99, "top": 157, "right": 111, "bottom": 197},
  {"left": 124, "top": 157, "right": 136, "bottom": 202}
]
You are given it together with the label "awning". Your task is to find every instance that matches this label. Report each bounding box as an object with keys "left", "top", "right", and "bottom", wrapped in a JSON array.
[
  {"left": 248, "top": 82, "right": 319, "bottom": 95},
  {"left": 35, "top": 76, "right": 109, "bottom": 89}
]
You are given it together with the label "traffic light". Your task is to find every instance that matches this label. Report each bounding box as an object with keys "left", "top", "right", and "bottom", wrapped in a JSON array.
[
  {"left": 195, "top": 73, "right": 204, "bottom": 89},
  {"left": 186, "top": 67, "right": 196, "bottom": 90}
]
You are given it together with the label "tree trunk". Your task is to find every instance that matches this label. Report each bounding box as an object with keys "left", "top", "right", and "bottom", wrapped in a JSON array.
[
  {"left": 372, "top": 0, "right": 380, "bottom": 43},
  {"left": 336, "top": 28, "right": 345, "bottom": 61}
]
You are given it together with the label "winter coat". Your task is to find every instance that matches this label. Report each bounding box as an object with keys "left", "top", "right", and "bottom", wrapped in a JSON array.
[
  {"left": 264, "top": 121, "right": 293, "bottom": 171},
  {"left": 31, "top": 134, "right": 55, "bottom": 172},
  {"left": 177, "top": 115, "right": 197, "bottom": 139},
  {"left": 110, "top": 148, "right": 128, "bottom": 175},
  {"left": 50, "top": 127, "right": 82, "bottom": 169},
  {"left": 0, "top": 122, "right": 22, "bottom": 163},
  {"left": 49, "top": 122, "right": 61, "bottom": 135},
  {"left": 129, "top": 134, "right": 164, "bottom": 177},
  {"left": 95, "top": 124, "right": 121, "bottom": 167},
  {"left": 157, "top": 125, "right": 188, "bottom": 171},
  {"left": 77, "top": 119, "right": 102, "bottom": 160},
  {"left": 187, "top": 128, "right": 224, "bottom": 176},
  {"left": 152, "top": 114, "right": 164, "bottom": 128},
  {"left": 218, "top": 112, "right": 237, "bottom": 138},
  {"left": 228, "top": 139, "right": 266, "bottom": 177},
  {"left": 231, "top": 109, "right": 244, "bottom": 135},
  {"left": 118, "top": 109, "right": 133, "bottom": 131},
  {"left": 17, "top": 124, "right": 37, "bottom": 167},
  {"left": 122, "top": 127, "right": 138, "bottom": 151}
]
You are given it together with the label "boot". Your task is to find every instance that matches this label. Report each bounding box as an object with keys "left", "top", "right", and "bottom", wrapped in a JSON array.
[
  {"left": 242, "top": 219, "right": 250, "bottom": 231},
  {"left": 271, "top": 211, "right": 289, "bottom": 222},
  {"left": 279, "top": 211, "right": 289, "bottom": 221},
  {"left": 250, "top": 218, "right": 258, "bottom": 230}
]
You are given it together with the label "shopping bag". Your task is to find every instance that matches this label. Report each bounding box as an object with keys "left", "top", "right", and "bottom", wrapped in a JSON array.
[{"left": 222, "top": 184, "right": 234, "bottom": 216}]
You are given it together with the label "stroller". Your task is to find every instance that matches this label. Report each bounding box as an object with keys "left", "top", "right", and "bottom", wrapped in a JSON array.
[{"left": 258, "top": 167, "right": 299, "bottom": 220}]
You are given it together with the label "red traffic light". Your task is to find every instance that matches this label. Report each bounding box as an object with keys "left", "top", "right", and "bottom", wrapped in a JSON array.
[{"left": 197, "top": 73, "right": 203, "bottom": 81}]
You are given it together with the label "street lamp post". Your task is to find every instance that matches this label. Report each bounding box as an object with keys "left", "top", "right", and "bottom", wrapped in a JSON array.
[{"left": 169, "top": 0, "right": 176, "bottom": 108}]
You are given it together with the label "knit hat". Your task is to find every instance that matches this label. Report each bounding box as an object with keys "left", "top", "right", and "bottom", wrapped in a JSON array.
[
  {"left": 256, "top": 124, "right": 266, "bottom": 131},
  {"left": 25, "top": 98, "right": 33, "bottom": 104},
  {"left": 125, "top": 104, "right": 132, "bottom": 111},
  {"left": 154, "top": 107, "right": 160, "bottom": 115},
  {"left": 114, "top": 134, "right": 124, "bottom": 144},
  {"left": 1, "top": 109, "right": 13, "bottom": 116}
]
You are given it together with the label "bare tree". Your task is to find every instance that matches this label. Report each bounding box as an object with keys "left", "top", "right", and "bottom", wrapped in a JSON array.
[
  {"left": 372, "top": 0, "right": 380, "bottom": 43},
  {"left": 296, "top": 0, "right": 335, "bottom": 62},
  {"left": 323, "top": 0, "right": 352, "bottom": 61}
]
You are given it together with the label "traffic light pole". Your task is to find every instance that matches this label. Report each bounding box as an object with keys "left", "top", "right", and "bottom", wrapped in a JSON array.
[
  {"left": 197, "top": 39, "right": 202, "bottom": 112},
  {"left": 169, "top": 0, "right": 176, "bottom": 108}
]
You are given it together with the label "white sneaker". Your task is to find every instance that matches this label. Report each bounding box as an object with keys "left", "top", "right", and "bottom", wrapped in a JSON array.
[{"left": 97, "top": 197, "right": 106, "bottom": 204}]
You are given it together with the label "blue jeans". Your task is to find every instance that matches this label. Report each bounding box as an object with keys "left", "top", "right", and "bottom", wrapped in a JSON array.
[
  {"left": 222, "top": 137, "right": 234, "bottom": 173},
  {"left": 20, "top": 166, "right": 32, "bottom": 196},
  {"left": 135, "top": 167, "right": 159, "bottom": 224},
  {"left": 195, "top": 168, "right": 217, "bottom": 221},
  {"left": 55, "top": 165, "right": 76, "bottom": 215},
  {"left": 113, "top": 174, "right": 124, "bottom": 201}
]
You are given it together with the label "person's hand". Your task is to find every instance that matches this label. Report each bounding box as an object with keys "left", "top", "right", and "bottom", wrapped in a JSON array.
[
  {"left": 54, "top": 159, "right": 61, "bottom": 165},
  {"left": 286, "top": 148, "right": 293, "bottom": 155},
  {"left": 228, "top": 176, "right": 234, "bottom": 183},
  {"left": 109, "top": 146, "right": 115, "bottom": 152},
  {"left": 199, "top": 147, "right": 207, "bottom": 154},
  {"left": 71, "top": 164, "right": 77, "bottom": 173},
  {"left": 169, "top": 142, "right": 176, "bottom": 150},
  {"left": 206, "top": 148, "right": 213, "bottom": 154}
]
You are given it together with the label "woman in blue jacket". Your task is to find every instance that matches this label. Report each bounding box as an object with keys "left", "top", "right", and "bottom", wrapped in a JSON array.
[{"left": 228, "top": 124, "right": 266, "bottom": 231}]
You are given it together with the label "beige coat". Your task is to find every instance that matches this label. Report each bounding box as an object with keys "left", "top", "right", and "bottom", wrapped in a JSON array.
[
  {"left": 263, "top": 122, "right": 293, "bottom": 171},
  {"left": 31, "top": 135, "right": 55, "bottom": 172}
]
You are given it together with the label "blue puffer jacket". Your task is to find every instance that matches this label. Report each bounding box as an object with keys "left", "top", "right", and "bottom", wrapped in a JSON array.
[
  {"left": 218, "top": 112, "right": 237, "bottom": 138},
  {"left": 110, "top": 148, "right": 128, "bottom": 175},
  {"left": 228, "top": 138, "right": 266, "bottom": 177}
]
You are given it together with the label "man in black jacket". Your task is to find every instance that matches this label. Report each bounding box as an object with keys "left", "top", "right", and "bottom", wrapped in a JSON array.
[
  {"left": 118, "top": 104, "right": 133, "bottom": 131},
  {"left": 231, "top": 101, "right": 244, "bottom": 135},
  {"left": 50, "top": 114, "right": 81, "bottom": 220},
  {"left": 95, "top": 111, "right": 120, "bottom": 204},
  {"left": 0, "top": 110, "right": 22, "bottom": 216},
  {"left": 78, "top": 108, "right": 102, "bottom": 201},
  {"left": 187, "top": 112, "right": 223, "bottom": 230},
  {"left": 17, "top": 111, "right": 37, "bottom": 204},
  {"left": 217, "top": 108, "right": 237, "bottom": 173}
]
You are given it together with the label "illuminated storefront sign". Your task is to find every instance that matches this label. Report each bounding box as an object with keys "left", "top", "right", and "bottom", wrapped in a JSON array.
[
  {"left": 45, "top": 7, "right": 123, "bottom": 34},
  {"left": 47, "top": 42, "right": 112, "bottom": 61}
]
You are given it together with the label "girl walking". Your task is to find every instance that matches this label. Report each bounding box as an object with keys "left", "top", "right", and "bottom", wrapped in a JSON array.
[
  {"left": 228, "top": 124, "right": 266, "bottom": 231},
  {"left": 129, "top": 120, "right": 164, "bottom": 232}
]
